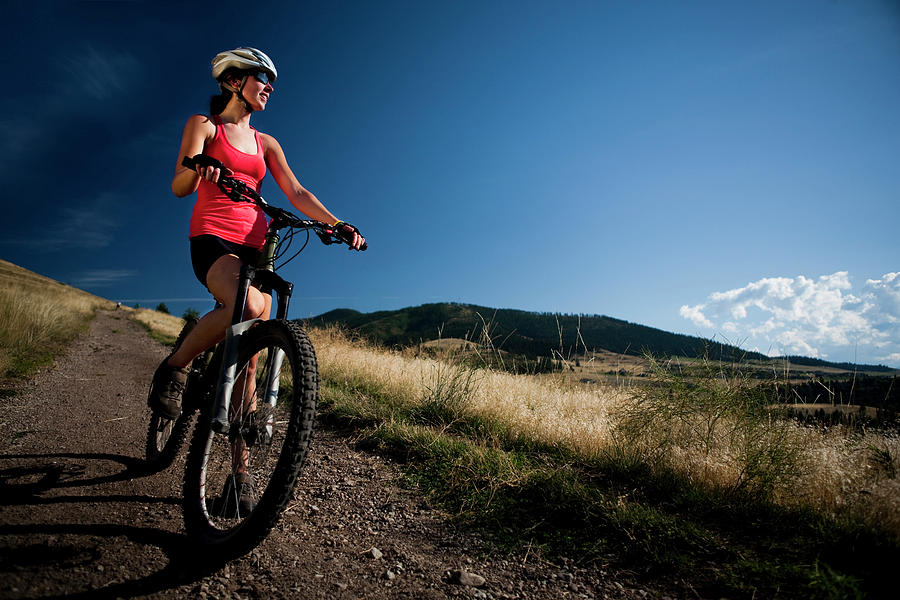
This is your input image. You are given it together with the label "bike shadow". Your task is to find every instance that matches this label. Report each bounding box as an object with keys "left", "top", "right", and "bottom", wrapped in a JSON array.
[
  {"left": 0, "top": 451, "right": 173, "bottom": 505},
  {"left": 0, "top": 451, "right": 220, "bottom": 598},
  {"left": 0, "top": 522, "right": 228, "bottom": 599}
]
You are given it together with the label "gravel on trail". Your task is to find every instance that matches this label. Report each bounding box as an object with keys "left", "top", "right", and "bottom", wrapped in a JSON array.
[{"left": 0, "top": 310, "right": 664, "bottom": 599}]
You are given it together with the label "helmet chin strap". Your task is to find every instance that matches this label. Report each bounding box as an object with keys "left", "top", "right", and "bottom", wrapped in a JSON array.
[
  {"left": 237, "top": 75, "right": 255, "bottom": 112},
  {"left": 222, "top": 75, "right": 255, "bottom": 112}
]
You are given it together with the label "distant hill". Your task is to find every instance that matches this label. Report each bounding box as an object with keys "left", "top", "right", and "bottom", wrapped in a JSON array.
[
  {"left": 310, "top": 303, "right": 898, "bottom": 373},
  {"left": 311, "top": 302, "right": 768, "bottom": 362}
]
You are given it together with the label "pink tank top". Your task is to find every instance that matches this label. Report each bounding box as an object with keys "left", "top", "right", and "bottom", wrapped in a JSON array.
[{"left": 189, "top": 116, "right": 268, "bottom": 248}]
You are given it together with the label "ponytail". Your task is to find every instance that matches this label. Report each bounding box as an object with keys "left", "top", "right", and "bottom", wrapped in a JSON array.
[
  {"left": 210, "top": 67, "right": 249, "bottom": 114},
  {"left": 209, "top": 90, "right": 233, "bottom": 115}
]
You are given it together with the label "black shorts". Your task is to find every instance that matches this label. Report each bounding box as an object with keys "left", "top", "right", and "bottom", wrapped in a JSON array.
[{"left": 190, "top": 235, "right": 262, "bottom": 289}]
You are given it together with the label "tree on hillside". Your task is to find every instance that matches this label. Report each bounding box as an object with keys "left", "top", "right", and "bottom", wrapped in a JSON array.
[
  {"left": 156, "top": 303, "right": 170, "bottom": 314},
  {"left": 183, "top": 307, "right": 200, "bottom": 321}
]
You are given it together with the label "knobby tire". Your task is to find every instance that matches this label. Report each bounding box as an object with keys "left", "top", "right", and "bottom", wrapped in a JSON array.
[{"left": 182, "top": 319, "right": 318, "bottom": 557}]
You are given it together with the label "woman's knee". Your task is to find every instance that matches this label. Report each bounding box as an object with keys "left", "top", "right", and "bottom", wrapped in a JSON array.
[
  {"left": 206, "top": 255, "right": 243, "bottom": 301},
  {"left": 244, "top": 289, "right": 268, "bottom": 319},
  {"left": 204, "top": 255, "right": 270, "bottom": 319}
]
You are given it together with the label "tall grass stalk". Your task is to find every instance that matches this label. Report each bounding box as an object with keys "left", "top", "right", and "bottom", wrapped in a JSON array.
[{"left": 611, "top": 355, "right": 808, "bottom": 499}]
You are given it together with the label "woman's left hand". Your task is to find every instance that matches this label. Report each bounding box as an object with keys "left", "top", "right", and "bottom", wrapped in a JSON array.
[{"left": 335, "top": 222, "right": 366, "bottom": 251}]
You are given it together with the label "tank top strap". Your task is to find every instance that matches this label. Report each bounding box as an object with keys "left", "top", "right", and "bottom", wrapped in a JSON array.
[{"left": 209, "top": 115, "right": 260, "bottom": 152}]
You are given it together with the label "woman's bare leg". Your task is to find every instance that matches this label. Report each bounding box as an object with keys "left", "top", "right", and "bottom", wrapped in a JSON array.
[
  {"left": 166, "top": 254, "right": 271, "bottom": 369},
  {"left": 165, "top": 254, "right": 272, "bottom": 475}
]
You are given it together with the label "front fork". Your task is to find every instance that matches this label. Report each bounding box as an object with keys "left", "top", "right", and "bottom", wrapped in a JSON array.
[
  {"left": 211, "top": 260, "right": 292, "bottom": 436},
  {"left": 211, "top": 319, "right": 261, "bottom": 434},
  {"left": 261, "top": 346, "right": 285, "bottom": 438},
  {"left": 210, "top": 321, "right": 286, "bottom": 435}
]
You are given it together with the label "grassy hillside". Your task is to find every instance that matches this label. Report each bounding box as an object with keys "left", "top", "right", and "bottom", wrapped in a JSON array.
[
  {"left": 0, "top": 259, "right": 186, "bottom": 387},
  {"left": 312, "top": 303, "right": 896, "bottom": 374},
  {"left": 312, "top": 302, "right": 747, "bottom": 359},
  {"left": 0, "top": 259, "right": 114, "bottom": 384}
]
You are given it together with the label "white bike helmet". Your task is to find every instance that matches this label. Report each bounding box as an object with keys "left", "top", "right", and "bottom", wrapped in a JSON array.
[
  {"left": 211, "top": 47, "right": 277, "bottom": 85},
  {"left": 211, "top": 47, "right": 277, "bottom": 112}
]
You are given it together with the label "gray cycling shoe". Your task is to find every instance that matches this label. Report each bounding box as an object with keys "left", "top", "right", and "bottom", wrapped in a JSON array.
[
  {"left": 216, "top": 472, "right": 256, "bottom": 518},
  {"left": 147, "top": 359, "right": 189, "bottom": 419}
]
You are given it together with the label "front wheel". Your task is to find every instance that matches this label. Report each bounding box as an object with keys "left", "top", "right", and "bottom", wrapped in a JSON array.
[{"left": 182, "top": 319, "right": 318, "bottom": 557}]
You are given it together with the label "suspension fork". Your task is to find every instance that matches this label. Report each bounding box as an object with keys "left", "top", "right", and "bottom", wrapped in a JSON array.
[
  {"left": 210, "top": 264, "right": 294, "bottom": 435},
  {"left": 210, "top": 263, "right": 256, "bottom": 434},
  {"left": 211, "top": 318, "right": 261, "bottom": 434},
  {"left": 259, "top": 273, "right": 293, "bottom": 437}
]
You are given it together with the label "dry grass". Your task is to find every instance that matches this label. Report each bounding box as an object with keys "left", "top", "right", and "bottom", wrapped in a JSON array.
[
  {"left": 310, "top": 326, "right": 630, "bottom": 454},
  {"left": 130, "top": 308, "right": 185, "bottom": 341},
  {"left": 794, "top": 427, "right": 900, "bottom": 532},
  {"left": 309, "top": 326, "right": 900, "bottom": 537},
  {"left": 0, "top": 259, "right": 113, "bottom": 379}
]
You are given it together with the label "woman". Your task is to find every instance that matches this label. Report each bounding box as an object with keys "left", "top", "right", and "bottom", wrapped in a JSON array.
[{"left": 148, "top": 47, "right": 365, "bottom": 421}]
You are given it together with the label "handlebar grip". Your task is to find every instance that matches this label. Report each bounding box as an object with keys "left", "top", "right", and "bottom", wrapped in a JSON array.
[
  {"left": 328, "top": 223, "right": 368, "bottom": 251},
  {"left": 182, "top": 154, "right": 228, "bottom": 171}
]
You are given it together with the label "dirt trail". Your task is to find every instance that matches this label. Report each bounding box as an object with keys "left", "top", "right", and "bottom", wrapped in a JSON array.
[{"left": 0, "top": 310, "right": 653, "bottom": 599}]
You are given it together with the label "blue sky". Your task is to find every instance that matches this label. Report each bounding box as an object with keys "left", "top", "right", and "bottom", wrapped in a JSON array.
[{"left": 2, "top": 1, "right": 898, "bottom": 367}]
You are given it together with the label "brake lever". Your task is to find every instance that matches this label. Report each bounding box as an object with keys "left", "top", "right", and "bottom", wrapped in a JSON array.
[{"left": 315, "top": 229, "right": 339, "bottom": 245}]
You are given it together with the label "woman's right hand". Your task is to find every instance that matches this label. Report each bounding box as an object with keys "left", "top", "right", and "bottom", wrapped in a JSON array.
[
  {"left": 183, "top": 152, "right": 234, "bottom": 184},
  {"left": 195, "top": 164, "right": 233, "bottom": 183}
]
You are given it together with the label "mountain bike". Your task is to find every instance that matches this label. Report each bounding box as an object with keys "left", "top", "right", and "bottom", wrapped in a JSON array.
[{"left": 145, "top": 153, "right": 365, "bottom": 557}]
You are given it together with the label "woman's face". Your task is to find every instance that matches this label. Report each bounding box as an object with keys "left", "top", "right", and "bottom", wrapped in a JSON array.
[
  {"left": 246, "top": 73, "right": 274, "bottom": 110},
  {"left": 231, "top": 73, "right": 274, "bottom": 111}
]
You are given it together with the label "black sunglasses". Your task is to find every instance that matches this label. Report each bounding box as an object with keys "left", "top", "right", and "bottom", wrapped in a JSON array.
[{"left": 252, "top": 71, "right": 274, "bottom": 85}]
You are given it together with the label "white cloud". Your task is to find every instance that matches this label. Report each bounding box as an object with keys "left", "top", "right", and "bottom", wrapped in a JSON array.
[
  {"left": 68, "top": 269, "right": 136, "bottom": 288},
  {"left": 679, "top": 303, "right": 713, "bottom": 328},
  {"left": 681, "top": 272, "right": 900, "bottom": 367}
]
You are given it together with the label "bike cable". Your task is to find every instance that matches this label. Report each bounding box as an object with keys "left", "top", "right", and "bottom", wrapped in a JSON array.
[{"left": 272, "top": 227, "right": 311, "bottom": 271}]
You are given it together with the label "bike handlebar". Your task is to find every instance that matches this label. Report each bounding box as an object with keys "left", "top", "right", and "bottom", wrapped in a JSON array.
[{"left": 182, "top": 155, "right": 367, "bottom": 251}]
